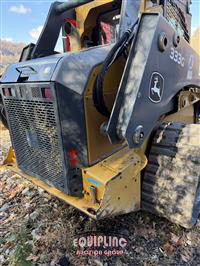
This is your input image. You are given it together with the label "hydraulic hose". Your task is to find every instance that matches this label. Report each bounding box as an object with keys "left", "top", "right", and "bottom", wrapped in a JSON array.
[{"left": 93, "top": 20, "right": 138, "bottom": 117}]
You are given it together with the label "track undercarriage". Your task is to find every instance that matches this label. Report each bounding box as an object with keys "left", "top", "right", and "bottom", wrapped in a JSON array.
[{"left": 142, "top": 122, "right": 200, "bottom": 228}]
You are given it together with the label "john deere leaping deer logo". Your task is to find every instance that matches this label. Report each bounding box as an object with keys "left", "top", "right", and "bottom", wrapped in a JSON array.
[{"left": 149, "top": 72, "right": 164, "bottom": 103}]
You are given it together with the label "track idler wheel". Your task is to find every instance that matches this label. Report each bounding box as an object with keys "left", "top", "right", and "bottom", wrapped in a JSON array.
[{"left": 142, "top": 122, "right": 200, "bottom": 228}]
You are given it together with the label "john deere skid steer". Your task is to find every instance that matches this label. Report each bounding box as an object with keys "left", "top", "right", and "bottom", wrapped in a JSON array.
[{"left": 1, "top": 0, "right": 200, "bottom": 228}]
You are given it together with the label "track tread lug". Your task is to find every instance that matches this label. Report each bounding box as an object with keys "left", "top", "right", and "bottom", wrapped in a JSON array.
[{"left": 142, "top": 122, "right": 200, "bottom": 228}]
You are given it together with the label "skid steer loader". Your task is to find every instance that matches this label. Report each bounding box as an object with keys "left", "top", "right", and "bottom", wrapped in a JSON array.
[{"left": 0, "top": 0, "right": 200, "bottom": 228}]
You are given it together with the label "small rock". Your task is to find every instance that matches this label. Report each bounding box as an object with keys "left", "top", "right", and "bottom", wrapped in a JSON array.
[
  {"left": 187, "top": 232, "right": 193, "bottom": 240},
  {"left": 120, "top": 229, "right": 129, "bottom": 236},
  {"left": 5, "top": 249, "right": 10, "bottom": 255},
  {"left": 50, "top": 259, "right": 57, "bottom": 266},
  {"left": 44, "top": 193, "right": 52, "bottom": 200},
  {"left": 151, "top": 254, "right": 158, "bottom": 261},
  {"left": 30, "top": 210, "right": 39, "bottom": 220},
  {"left": 38, "top": 187, "right": 44, "bottom": 194},
  {"left": 134, "top": 246, "right": 144, "bottom": 253},
  {"left": 24, "top": 214, "right": 30, "bottom": 221},
  {"left": 31, "top": 229, "right": 41, "bottom": 241},
  {"left": 11, "top": 174, "right": 19, "bottom": 178},
  {"left": 0, "top": 203, "right": 10, "bottom": 212},
  {"left": 44, "top": 198, "right": 49, "bottom": 202},
  {"left": 1, "top": 176, "right": 7, "bottom": 182},
  {"left": 59, "top": 255, "right": 70, "bottom": 266},
  {"left": 0, "top": 211, "right": 8, "bottom": 221},
  {"left": 116, "top": 258, "right": 123, "bottom": 266},
  {"left": 186, "top": 240, "right": 192, "bottom": 246},
  {"left": 0, "top": 172, "right": 5, "bottom": 178},
  {"left": 0, "top": 255, "right": 5, "bottom": 263},
  {"left": 24, "top": 203, "right": 31, "bottom": 209},
  {"left": 94, "top": 259, "right": 103, "bottom": 266},
  {"left": 27, "top": 240, "right": 33, "bottom": 246},
  {"left": 22, "top": 187, "right": 30, "bottom": 195}
]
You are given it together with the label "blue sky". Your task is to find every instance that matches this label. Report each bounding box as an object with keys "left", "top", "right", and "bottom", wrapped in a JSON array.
[{"left": 0, "top": 0, "right": 200, "bottom": 45}]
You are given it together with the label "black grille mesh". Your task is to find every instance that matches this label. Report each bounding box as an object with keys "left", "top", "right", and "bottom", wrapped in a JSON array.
[
  {"left": 4, "top": 98, "right": 65, "bottom": 191},
  {"left": 166, "top": 0, "right": 189, "bottom": 42},
  {"left": 31, "top": 87, "right": 41, "bottom": 98}
]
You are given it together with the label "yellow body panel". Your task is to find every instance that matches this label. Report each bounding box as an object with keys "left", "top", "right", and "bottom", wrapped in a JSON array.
[
  {"left": 1, "top": 146, "right": 147, "bottom": 219},
  {"left": 164, "top": 105, "right": 194, "bottom": 124},
  {"left": 84, "top": 57, "right": 126, "bottom": 165},
  {"left": 3, "top": 147, "right": 16, "bottom": 165},
  {"left": 164, "top": 91, "right": 200, "bottom": 124},
  {"left": 82, "top": 147, "right": 147, "bottom": 218},
  {"left": 76, "top": 0, "right": 116, "bottom": 45}
]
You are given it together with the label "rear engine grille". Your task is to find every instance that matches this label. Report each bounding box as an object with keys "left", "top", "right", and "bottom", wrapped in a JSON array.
[
  {"left": 4, "top": 97, "right": 65, "bottom": 191},
  {"left": 166, "top": 0, "right": 189, "bottom": 42}
]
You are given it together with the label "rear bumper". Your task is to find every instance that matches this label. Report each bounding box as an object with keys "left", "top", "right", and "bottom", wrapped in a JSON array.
[
  {"left": 2, "top": 163, "right": 97, "bottom": 218},
  {"left": 1, "top": 146, "right": 147, "bottom": 219}
]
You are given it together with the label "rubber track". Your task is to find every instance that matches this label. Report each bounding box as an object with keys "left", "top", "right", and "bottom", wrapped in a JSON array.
[{"left": 142, "top": 122, "right": 200, "bottom": 228}]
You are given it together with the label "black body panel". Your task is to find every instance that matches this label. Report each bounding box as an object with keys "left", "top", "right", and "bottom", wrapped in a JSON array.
[
  {"left": 1, "top": 54, "right": 63, "bottom": 84},
  {"left": 107, "top": 13, "right": 200, "bottom": 148},
  {"left": 1, "top": 83, "right": 68, "bottom": 193},
  {"left": 55, "top": 82, "right": 88, "bottom": 167},
  {"left": 1, "top": 82, "right": 85, "bottom": 196}
]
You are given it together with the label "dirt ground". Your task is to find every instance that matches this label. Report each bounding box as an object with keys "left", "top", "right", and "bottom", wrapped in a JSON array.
[{"left": 0, "top": 122, "right": 200, "bottom": 266}]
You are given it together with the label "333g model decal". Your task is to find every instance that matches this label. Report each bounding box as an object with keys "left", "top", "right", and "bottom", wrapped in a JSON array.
[{"left": 169, "top": 47, "right": 185, "bottom": 67}]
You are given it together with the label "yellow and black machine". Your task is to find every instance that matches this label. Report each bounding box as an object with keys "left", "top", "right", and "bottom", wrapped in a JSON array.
[{"left": 0, "top": 0, "right": 200, "bottom": 228}]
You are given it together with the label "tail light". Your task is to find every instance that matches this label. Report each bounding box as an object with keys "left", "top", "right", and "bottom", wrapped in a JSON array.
[
  {"left": 42, "top": 87, "right": 53, "bottom": 99},
  {"left": 68, "top": 148, "right": 78, "bottom": 168},
  {"left": 2, "top": 88, "right": 10, "bottom": 97}
]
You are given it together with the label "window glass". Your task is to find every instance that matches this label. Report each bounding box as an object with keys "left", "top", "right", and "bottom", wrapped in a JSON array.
[{"left": 99, "top": 10, "right": 120, "bottom": 45}]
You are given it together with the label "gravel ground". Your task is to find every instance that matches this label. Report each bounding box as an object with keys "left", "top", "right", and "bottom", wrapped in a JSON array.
[{"left": 0, "top": 122, "right": 200, "bottom": 266}]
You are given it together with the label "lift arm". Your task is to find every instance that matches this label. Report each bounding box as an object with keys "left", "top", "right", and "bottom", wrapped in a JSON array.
[{"left": 107, "top": 13, "right": 200, "bottom": 148}]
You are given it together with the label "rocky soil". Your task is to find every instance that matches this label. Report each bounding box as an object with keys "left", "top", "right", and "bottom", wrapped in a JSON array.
[{"left": 0, "top": 123, "right": 200, "bottom": 266}]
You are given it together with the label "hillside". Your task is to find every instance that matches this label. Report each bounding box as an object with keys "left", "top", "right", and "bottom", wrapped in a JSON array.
[{"left": 0, "top": 40, "right": 26, "bottom": 75}]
